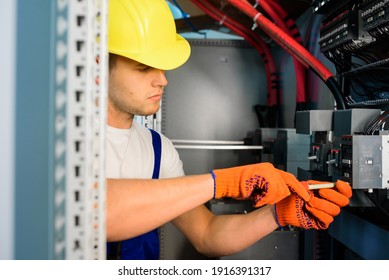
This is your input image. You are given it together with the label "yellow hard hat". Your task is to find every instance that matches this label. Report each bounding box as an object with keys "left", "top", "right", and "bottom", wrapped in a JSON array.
[{"left": 108, "top": 0, "right": 191, "bottom": 70}]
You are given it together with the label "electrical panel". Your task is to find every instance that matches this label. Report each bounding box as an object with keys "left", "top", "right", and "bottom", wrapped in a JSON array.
[
  {"left": 361, "top": 0, "right": 389, "bottom": 39},
  {"left": 296, "top": 108, "right": 389, "bottom": 240},
  {"left": 313, "top": 0, "right": 389, "bottom": 108},
  {"left": 289, "top": 0, "right": 389, "bottom": 259},
  {"left": 319, "top": 3, "right": 373, "bottom": 52},
  {"left": 303, "top": 0, "right": 389, "bottom": 194},
  {"left": 297, "top": 109, "right": 388, "bottom": 187}
]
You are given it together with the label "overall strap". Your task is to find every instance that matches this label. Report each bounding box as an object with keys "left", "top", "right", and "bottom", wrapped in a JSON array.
[{"left": 149, "top": 128, "right": 161, "bottom": 179}]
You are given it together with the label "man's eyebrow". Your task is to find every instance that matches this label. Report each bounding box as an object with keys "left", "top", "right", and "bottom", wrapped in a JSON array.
[{"left": 133, "top": 62, "right": 147, "bottom": 67}]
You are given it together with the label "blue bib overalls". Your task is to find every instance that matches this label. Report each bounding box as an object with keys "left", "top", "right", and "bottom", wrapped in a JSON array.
[{"left": 107, "top": 129, "right": 162, "bottom": 260}]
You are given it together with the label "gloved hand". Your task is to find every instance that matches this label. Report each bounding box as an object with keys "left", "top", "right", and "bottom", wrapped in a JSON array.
[
  {"left": 274, "top": 180, "right": 352, "bottom": 230},
  {"left": 304, "top": 180, "right": 352, "bottom": 222},
  {"left": 211, "top": 163, "right": 307, "bottom": 206}
]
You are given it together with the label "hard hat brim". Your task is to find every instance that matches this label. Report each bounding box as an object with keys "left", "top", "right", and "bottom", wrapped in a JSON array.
[{"left": 110, "top": 34, "right": 191, "bottom": 71}]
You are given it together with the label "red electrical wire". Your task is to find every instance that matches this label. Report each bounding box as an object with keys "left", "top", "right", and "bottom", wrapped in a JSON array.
[
  {"left": 257, "top": 0, "right": 290, "bottom": 37},
  {"left": 190, "top": 0, "right": 279, "bottom": 106},
  {"left": 226, "top": 0, "right": 347, "bottom": 109},
  {"left": 227, "top": 0, "right": 332, "bottom": 79},
  {"left": 256, "top": 0, "right": 307, "bottom": 104},
  {"left": 265, "top": 0, "right": 308, "bottom": 104},
  {"left": 266, "top": 0, "right": 304, "bottom": 45}
]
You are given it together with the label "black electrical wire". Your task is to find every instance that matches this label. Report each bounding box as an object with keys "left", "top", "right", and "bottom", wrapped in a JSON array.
[
  {"left": 326, "top": 47, "right": 385, "bottom": 76},
  {"left": 349, "top": 72, "right": 389, "bottom": 100},
  {"left": 368, "top": 111, "right": 389, "bottom": 134},
  {"left": 338, "top": 57, "right": 389, "bottom": 101},
  {"left": 325, "top": 76, "right": 347, "bottom": 109},
  {"left": 341, "top": 59, "right": 389, "bottom": 76},
  {"left": 366, "top": 191, "right": 389, "bottom": 219},
  {"left": 363, "top": 111, "right": 389, "bottom": 135},
  {"left": 349, "top": 81, "right": 380, "bottom": 100},
  {"left": 324, "top": 50, "right": 362, "bottom": 76}
]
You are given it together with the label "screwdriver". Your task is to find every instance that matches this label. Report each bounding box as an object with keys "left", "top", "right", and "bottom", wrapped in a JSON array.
[{"left": 308, "top": 182, "right": 335, "bottom": 190}]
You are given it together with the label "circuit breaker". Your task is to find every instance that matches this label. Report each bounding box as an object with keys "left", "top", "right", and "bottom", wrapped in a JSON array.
[{"left": 344, "top": 134, "right": 389, "bottom": 189}]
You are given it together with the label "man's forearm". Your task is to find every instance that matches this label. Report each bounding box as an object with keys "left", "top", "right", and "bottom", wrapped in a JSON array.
[
  {"left": 106, "top": 174, "right": 214, "bottom": 241},
  {"left": 197, "top": 205, "right": 279, "bottom": 257}
]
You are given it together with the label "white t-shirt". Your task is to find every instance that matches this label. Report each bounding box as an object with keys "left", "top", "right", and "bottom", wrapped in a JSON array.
[{"left": 106, "top": 121, "right": 185, "bottom": 179}]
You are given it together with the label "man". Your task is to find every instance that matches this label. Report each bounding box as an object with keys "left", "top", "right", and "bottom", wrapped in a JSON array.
[{"left": 105, "top": 0, "right": 352, "bottom": 260}]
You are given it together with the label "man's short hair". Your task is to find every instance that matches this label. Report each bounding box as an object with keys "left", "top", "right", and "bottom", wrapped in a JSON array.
[{"left": 109, "top": 53, "right": 118, "bottom": 72}]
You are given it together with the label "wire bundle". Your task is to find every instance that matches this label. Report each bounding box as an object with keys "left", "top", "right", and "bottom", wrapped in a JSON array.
[
  {"left": 224, "top": 0, "right": 347, "bottom": 109},
  {"left": 254, "top": 0, "right": 307, "bottom": 106},
  {"left": 363, "top": 110, "right": 389, "bottom": 134}
]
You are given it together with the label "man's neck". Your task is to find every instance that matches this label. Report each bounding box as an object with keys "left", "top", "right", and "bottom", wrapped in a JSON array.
[
  {"left": 107, "top": 112, "right": 134, "bottom": 129},
  {"left": 107, "top": 117, "right": 133, "bottom": 129},
  {"left": 107, "top": 103, "right": 134, "bottom": 129}
]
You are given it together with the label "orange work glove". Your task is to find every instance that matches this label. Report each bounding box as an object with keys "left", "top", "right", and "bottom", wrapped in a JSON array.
[
  {"left": 271, "top": 169, "right": 311, "bottom": 203},
  {"left": 304, "top": 180, "right": 352, "bottom": 224},
  {"left": 211, "top": 162, "right": 307, "bottom": 206},
  {"left": 275, "top": 180, "right": 352, "bottom": 230},
  {"left": 304, "top": 180, "right": 352, "bottom": 207}
]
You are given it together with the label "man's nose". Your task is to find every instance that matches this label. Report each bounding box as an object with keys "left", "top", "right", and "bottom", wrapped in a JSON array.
[{"left": 155, "top": 69, "right": 168, "bottom": 87}]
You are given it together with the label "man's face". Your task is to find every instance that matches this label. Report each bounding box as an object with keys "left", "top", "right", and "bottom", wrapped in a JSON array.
[{"left": 108, "top": 55, "right": 168, "bottom": 118}]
